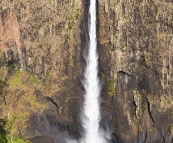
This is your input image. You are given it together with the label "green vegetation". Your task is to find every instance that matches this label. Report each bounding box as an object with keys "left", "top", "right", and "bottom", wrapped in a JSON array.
[
  {"left": 0, "top": 50, "right": 3, "bottom": 62},
  {"left": 75, "top": 13, "right": 79, "bottom": 20},
  {"left": 101, "top": 72, "right": 105, "bottom": 79},
  {"left": 47, "top": 68, "right": 53, "bottom": 81},
  {"left": 30, "top": 75, "right": 38, "bottom": 83},
  {"left": 12, "top": 137, "right": 29, "bottom": 143},
  {"left": 108, "top": 79, "right": 115, "bottom": 96},
  {"left": 6, "top": 136, "right": 29, "bottom": 143},
  {"left": 0, "top": 77, "right": 8, "bottom": 103},
  {"left": 111, "top": 47, "right": 115, "bottom": 52},
  {"left": 11, "top": 113, "right": 18, "bottom": 120},
  {"left": 6, "top": 113, "right": 18, "bottom": 136},
  {"left": 0, "top": 118, "right": 7, "bottom": 143},
  {"left": 9, "top": 69, "right": 21, "bottom": 87},
  {"left": 65, "top": 95, "right": 71, "bottom": 113},
  {"left": 140, "top": 54, "right": 152, "bottom": 69},
  {"left": 67, "top": 8, "right": 81, "bottom": 31},
  {"left": 0, "top": 117, "right": 28, "bottom": 143},
  {"left": 75, "top": 9, "right": 80, "bottom": 20}
]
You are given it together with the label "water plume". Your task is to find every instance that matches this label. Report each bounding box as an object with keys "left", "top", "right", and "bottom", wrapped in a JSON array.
[{"left": 80, "top": 0, "right": 107, "bottom": 142}]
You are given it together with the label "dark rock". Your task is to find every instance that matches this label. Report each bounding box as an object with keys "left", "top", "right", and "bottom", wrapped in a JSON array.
[{"left": 29, "top": 136, "right": 67, "bottom": 143}]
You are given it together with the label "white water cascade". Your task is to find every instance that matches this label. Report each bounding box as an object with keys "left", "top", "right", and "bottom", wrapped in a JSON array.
[{"left": 81, "top": 0, "right": 107, "bottom": 143}]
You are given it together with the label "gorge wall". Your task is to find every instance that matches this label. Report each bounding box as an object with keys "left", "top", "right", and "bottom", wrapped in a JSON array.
[
  {"left": 0, "top": 0, "right": 84, "bottom": 142},
  {"left": 98, "top": 0, "right": 173, "bottom": 142},
  {"left": 0, "top": 0, "right": 173, "bottom": 143}
]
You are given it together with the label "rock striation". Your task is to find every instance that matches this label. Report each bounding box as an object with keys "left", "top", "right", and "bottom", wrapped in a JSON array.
[
  {"left": 0, "top": 0, "right": 173, "bottom": 143},
  {"left": 98, "top": 0, "right": 173, "bottom": 142}
]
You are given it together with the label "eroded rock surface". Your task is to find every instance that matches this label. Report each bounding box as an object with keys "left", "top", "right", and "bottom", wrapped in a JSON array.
[
  {"left": 98, "top": 0, "right": 173, "bottom": 142},
  {"left": 0, "top": 0, "right": 84, "bottom": 141},
  {"left": 0, "top": 0, "right": 173, "bottom": 143}
]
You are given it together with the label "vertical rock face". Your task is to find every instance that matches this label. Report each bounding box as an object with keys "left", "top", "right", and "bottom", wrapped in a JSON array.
[
  {"left": 0, "top": 0, "right": 173, "bottom": 143},
  {"left": 0, "top": 8, "right": 21, "bottom": 67},
  {"left": 98, "top": 0, "right": 173, "bottom": 142},
  {"left": 0, "top": 0, "right": 84, "bottom": 141},
  {"left": 0, "top": 8, "right": 21, "bottom": 52}
]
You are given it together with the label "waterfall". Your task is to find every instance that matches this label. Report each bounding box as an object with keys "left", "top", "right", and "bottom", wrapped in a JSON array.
[{"left": 81, "top": 0, "right": 106, "bottom": 143}]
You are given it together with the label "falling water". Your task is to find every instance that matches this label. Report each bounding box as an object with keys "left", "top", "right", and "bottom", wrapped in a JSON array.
[{"left": 81, "top": 0, "right": 106, "bottom": 143}]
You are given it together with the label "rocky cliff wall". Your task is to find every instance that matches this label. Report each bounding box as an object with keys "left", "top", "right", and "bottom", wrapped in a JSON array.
[
  {"left": 0, "top": 0, "right": 173, "bottom": 143},
  {"left": 98, "top": 0, "right": 173, "bottom": 142},
  {"left": 0, "top": 0, "right": 84, "bottom": 142}
]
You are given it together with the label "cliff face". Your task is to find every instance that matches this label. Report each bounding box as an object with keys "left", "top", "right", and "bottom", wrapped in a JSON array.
[
  {"left": 0, "top": 0, "right": 173, "bottom": 143},
  {"left": 98, "top": 0, "right": 173, "bottom": 142},
  {"left": 0, "top": 0, "right": 84, "bottom": 141}
]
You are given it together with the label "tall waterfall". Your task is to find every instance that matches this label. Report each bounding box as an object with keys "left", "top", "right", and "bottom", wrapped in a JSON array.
[{"left": 81, "top": 0, "right": 106, "bottom": 143}]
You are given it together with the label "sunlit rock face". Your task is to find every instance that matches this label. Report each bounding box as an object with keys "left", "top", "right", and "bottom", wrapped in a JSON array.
[
  {"left": 98, "top": 0, "right": 173, "bottom": 142},
  {"left": 0, "top": 8, "right": 21, "bottom": 67},
  {"left": 0, "top": 8, "right": 21, "bottom": 51},
  {"left": 0, "top": 0, "right": 173, "bottom": 142},
  {"left": 0, "top": 0, "right": 84, "bottom": 141}
]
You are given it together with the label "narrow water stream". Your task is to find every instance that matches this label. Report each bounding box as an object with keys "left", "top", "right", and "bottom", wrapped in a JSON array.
[{"left": 81, "top": 0, "right": 107, "bottom": 142}]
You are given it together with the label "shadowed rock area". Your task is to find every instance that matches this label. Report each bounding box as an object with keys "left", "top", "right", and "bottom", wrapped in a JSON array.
[{"left": 29, "top": 136, "right": 67, "bottom": 143}]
